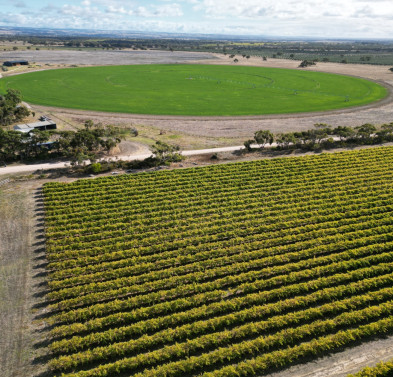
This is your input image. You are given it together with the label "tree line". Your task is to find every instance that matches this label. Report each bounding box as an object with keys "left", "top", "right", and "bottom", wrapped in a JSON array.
[
  {"left": 244, "top": 123, "right": 393, "bottom": 152},
  {"left": 0, "top": 120, "right": 124, "bottom": 165}
]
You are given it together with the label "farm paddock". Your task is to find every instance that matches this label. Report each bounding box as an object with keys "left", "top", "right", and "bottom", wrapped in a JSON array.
[{"left": 7, "top": 53, "right": 391, "bottom": 144}]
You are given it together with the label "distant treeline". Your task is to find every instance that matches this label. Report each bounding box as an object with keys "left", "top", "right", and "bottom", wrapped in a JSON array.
[{"left": 4, "top": 36, "right": 393, "bottom": 64}]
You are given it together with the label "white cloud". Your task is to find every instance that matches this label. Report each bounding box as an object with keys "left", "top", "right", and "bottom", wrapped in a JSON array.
[
  {"left": 105, "top": 2, "right": 183, "bottom": 17},
  {"left": 106, "top": 5, "right": 128, "bottom": 14},
  {"left": 1, "top": 0, "right": 393, "bottom": 38},
  {"left": 195, "top": 0, "right": 393, "bottom": 21}
]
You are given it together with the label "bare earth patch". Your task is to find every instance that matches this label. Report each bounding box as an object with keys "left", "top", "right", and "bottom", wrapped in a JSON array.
[
  {"left": 0, "top": 182, "right": 49, "bottom": 377},
  {"left": 0, "top": 49, "right": 216, "bottom": 66},
  {"left": 265, "top": 336, "right": 393, "bottom": 377}
]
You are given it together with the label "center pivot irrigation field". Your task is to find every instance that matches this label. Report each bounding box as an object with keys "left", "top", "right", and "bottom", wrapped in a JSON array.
[
  {"left": 1, "top": 64, "right": 388, "bottom": 115},
  {"left": 43, "top": 146, "right": 393, "bottom": 377}
]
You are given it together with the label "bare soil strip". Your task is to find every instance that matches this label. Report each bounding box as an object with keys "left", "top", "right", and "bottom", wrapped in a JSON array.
[
  {"left": 265, "top": 335, "right": 393, "bottom": 377},
  {"left": 0, "top": 49, "right": 216, "bottom": 66},
  {"left": 0, "top": 183, "right": 49, "bottom": 377}
]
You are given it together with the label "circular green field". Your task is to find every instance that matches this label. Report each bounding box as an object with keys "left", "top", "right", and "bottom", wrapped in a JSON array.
[{"left": 0, "top": 64, "right": 388, "bottom": 116}]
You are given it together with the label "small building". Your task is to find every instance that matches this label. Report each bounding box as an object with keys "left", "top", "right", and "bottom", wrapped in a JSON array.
[
  {"left": 3, "top": 60, "right": 29, "bottom": 67},
  {"left": 14, "top": 121, "right": 57, "bottom": 133}
]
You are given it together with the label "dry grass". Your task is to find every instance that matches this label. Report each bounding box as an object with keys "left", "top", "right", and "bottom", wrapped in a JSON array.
[{"left": 0, "top": 183, "right": 50, "bottom": 377}]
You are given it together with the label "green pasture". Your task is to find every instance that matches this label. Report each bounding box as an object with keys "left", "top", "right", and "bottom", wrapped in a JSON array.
[{"left": 0, "top": 64, "right": 387, "bottom": 116}]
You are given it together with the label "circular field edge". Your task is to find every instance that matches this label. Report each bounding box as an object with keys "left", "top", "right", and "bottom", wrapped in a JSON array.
[{"left": 1, "top": 65, "right": 391, "bottom": 120}]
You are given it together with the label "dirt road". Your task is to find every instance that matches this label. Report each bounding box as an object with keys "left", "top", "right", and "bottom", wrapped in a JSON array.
[{"left": 0, "top": 145, "right": 249, "bottom": 175}]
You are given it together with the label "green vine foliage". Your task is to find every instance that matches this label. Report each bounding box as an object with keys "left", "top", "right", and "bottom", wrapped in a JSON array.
[{"left": 42, "top": 146, "right": 393, "bottom": 376}]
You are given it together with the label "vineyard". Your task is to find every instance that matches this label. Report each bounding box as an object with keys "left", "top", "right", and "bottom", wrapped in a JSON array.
[
  {"left": 348, "top": 358, "right": 393, "bottom": 377},
  {"left": 43, "top": 146, "right": 393, "bottom": 377}
]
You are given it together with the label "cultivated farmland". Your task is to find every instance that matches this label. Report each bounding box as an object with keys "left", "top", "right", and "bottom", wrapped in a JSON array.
[
  {"left": 1, "top": 64, "right": 387, "bottom": 116},
  {"left": 43, "top": 146, "right": 393, "bottom": 377}
]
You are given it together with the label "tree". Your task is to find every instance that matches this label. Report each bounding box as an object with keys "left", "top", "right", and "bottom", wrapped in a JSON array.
[
  {"left": 376, "top": 123, "right": 393, "bottom": 141},
  {"left": 244, "top": 139, "right": 254, "bottom": 152},
  {"left": 150, "top": 141, "right": 183, "bottom": 164},
  {"left": 333, "top": 126, "right": 355, "bottom": 141},
  {"left": 355, "top": 123, "right": 376, "bottom": 140},
  {"left": 299, "top": 60, "right": 316, "bottom": 68},
  {"left": 90, "top": 162, "right": 102, "bottom": 174},
  {"left": 0, "top": 89, "right": 31, "bottom": 127},
  {"left": 294, "top": 131, "right": 313, "bottom": 146},
  {"left": 84, "top": 119, "right": 94, "bottom": 130},
  {"left": 4, "top": 89, "right": 21, "bottom": 107},
  {"left": 312, "top": 123, "right": 332, "bottom": 144},
  {"left": 25, "top": 130, "right": 50, "bottom": 159},
  {"left": 254, "top": 130, "right": 274, "bottom": 148},
  {"left": 390, "top": 68, "right": 393, "bottom": 72},
  {"left": 54, "top": 121, "right": 123, "bottom": 165},
  {"left": 276, "top": 133, "right": 296, "bottom": 149},
  {"left": 0, "top": 129, "right": 24, "bottom": 161}
]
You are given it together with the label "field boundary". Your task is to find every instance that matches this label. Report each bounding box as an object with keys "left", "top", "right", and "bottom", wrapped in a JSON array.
[
  {"left": 22, "top": 79, "right": 392, "bottom": 122},
  {"left": 2, "top": 64, "right": 391, "bottom": 120}
]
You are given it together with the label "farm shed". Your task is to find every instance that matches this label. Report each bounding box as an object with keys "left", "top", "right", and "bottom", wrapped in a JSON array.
[
  {"left": 3, "top": 60, "right": 29, "bottom": 67},
  {"left": 14, "top": 120, "right": 57, "bottom": 133}
]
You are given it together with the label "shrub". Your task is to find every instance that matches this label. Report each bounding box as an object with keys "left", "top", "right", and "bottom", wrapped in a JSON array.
[{"left": 90, "top": 163, "right": 102, "bottom": 174}]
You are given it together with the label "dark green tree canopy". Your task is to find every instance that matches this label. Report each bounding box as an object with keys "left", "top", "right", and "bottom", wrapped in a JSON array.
[{"left": 0, "top": 88, "right": 31, "bottom": 127}]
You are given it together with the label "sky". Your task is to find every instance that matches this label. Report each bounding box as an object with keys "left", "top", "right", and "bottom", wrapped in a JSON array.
[{"left": 0, "top": 0, "right": 392, "bottom": 39}]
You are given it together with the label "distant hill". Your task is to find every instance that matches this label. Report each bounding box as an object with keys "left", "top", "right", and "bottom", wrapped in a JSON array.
[{"left": 0, "top": 25, "right": 345, "bottom": 42}]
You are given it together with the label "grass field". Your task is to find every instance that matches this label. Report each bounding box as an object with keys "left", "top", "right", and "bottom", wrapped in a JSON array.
[
  {"left": 0, "top": 64, "right": 388, "bottom": 116},
  {"left": 42, "top": 146, "right": 393, "bottom": 377}
]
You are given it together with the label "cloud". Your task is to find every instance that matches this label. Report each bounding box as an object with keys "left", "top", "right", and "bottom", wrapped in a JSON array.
[
  {"left": 153, "top": 4, "right": 183, "bottom": 17},
  {"left": 14, "top": 1, "right": 26, "bottom": 8},
  {"left": 0, "top": 12, "right": 27, "bottom": 24},
  {"left": 106, "top": 5, "right": 128, "bottom": 14},
  {"left": 1, "top": 0, "right": 392, "bottom": 38},
  {"left": 105, "top": 3, "right": 183, "bottom": 17},
  {"left": 194, "top": 0, "right": 393, "bottom": 21}
]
